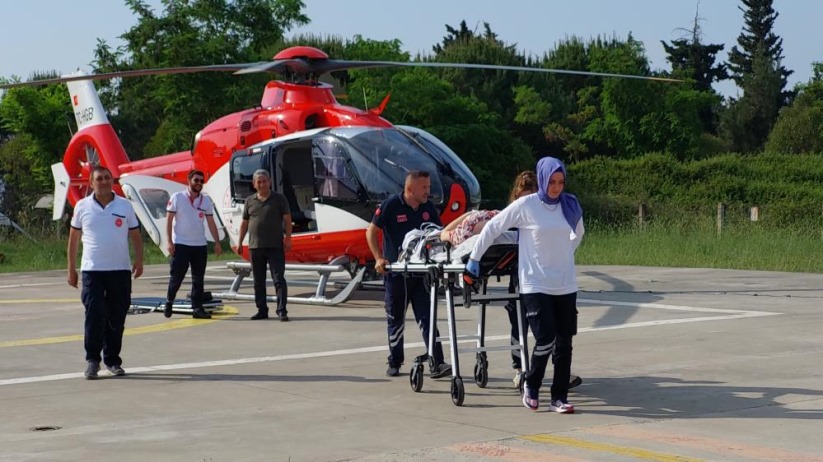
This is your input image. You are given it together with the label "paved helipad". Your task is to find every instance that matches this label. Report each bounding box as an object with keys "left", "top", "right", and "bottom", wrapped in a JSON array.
[{"left": 1, "top": 264, "right": 822, "bottom": 461}]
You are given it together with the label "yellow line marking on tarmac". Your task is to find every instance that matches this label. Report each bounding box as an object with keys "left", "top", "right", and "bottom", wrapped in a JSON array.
[
  {"left": 521, "top": 434, "right": 704, "bottom": 462},
  {"left": 0, "top": 306, "right": 239, "bottom": 348}
]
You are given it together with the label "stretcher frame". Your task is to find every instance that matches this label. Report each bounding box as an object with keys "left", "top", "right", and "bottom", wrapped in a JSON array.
[{"left": 385, "top": 244, "right": 529, "bottom": 406}]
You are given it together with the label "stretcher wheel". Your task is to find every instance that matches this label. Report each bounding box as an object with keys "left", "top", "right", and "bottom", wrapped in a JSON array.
[
  {"left": 409, "top": 364, "right": 424, "bottom": 392},
  {"left": 450, "top": 377, "right": 465, "bottom": 406},
  {"left": 473, "top": 363, "right": 488, "bottom": 388}
]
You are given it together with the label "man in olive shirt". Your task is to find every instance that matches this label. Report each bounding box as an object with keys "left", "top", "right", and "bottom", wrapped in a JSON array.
[{"left": 235, "top": 169, "right": 292, "bottom": 321}]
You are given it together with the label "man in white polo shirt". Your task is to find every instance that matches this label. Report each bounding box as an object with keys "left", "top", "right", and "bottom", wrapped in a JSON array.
[
  {"left": 68, "top": 166, "right": 143, "bottom": 380},
  {"left": 163, "top": 169, "right": 222, "bottom": 319}
]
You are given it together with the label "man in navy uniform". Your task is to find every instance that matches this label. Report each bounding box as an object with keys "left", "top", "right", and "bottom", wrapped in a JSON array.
[{"left": 366, "top": 170, "right": 451, "bottom": 378}]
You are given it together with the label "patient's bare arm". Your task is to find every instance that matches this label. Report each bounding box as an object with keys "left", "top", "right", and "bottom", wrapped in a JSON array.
[{"left": 439, "top": 211, "right": 473, "bottom": 243}]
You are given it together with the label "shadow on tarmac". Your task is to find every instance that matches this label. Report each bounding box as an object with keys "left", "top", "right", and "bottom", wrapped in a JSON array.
[{"left": 572, "top": 375, "right": 823, "bottom": 420}]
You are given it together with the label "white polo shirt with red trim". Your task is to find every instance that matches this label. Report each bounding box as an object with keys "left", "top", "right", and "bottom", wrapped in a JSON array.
[
  {"left": 71, "top": 194, "right": 139, "bottom": 271},
  {"left": 166, "top": 189, "right": 214, "bottom": 246}
]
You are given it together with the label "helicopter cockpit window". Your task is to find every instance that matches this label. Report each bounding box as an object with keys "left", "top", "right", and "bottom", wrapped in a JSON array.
[
  {"left": 397, "top": 126, "right": 482, "bottom": 206},
  {"left": 312, "top": 138, "right": 359, "bottom": 201},
  {"left": 333, "top": 128, "right": 444, "bottom": 203},
  {"left": 231, "top": 152, "right": 263, "bottom": 201}
]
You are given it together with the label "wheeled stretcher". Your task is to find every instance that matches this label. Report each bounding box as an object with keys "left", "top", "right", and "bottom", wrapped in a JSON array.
[{"left": 385, "top": 243, "right": 529, "bottom": 406}]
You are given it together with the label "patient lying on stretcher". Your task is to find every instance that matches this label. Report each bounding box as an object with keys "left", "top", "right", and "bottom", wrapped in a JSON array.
[
  {"left": 440, "top": 210, "right": 500, "bottom": 246},
  {"left": 397, "top": 211, "right": 516, "bottom": 264}
]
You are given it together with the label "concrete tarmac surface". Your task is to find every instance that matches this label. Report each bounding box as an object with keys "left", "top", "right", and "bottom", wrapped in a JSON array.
[{"left": 0, "top": 263, "right": 822, "bottom": 461}]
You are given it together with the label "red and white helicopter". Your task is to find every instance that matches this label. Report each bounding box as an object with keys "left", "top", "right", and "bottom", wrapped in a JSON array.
[{"left": 1, "top": 46, "right": 676, "bottom": 304}]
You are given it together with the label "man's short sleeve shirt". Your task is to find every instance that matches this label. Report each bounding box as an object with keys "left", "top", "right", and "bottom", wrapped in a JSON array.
[
  {"left": 371, "top": 194, "right": 441, "bottom": 262},
  {"left": 166, "top": 190, "right": 214, "bottom": 246},
  {"left": 242, "top": 193, "right": 290, "bottom": 249},
  {"left": 71, "top": 195, "right": 139, "bottom": 271}
]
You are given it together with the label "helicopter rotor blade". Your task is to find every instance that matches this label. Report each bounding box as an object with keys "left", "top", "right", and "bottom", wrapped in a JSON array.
[
  {"left": 1, "top": 56, "right": 681, "bottom": 90},
  {"left": 309, "top": 60, "right": 683, "bottom": 83},
  {"left": 0, "top": 64, "right": 250, "bottom": 89}
]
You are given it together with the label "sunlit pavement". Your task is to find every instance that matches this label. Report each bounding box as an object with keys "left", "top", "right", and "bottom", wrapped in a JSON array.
[{"left": 1, "top": 264, "right": 822, "bottom": 461}]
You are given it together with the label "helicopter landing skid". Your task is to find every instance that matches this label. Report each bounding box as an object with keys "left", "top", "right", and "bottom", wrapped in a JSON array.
[{"left": 213, "top": 256, "right": 366, "bottom": 306}]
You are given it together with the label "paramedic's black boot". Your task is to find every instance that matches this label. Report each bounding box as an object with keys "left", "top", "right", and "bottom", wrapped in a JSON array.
[
  {"left": 385, "top": 363, "right": 401, "bottom": 377},
  {"left": 192, "top": 308, "right": 212, "bottom": 319},
  {"left": 163, "top": 301, "right": 173, "bottom": 318},
  {"left": 430, "top": 362, "right": 452, "bottom": 379},
  {"left": 250, "top": 309, "right": 269, "bottom": 320}
]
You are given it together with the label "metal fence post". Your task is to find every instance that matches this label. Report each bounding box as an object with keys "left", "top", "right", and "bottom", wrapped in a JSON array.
[
  {"left": 716, "top": 202, "right": 725, "bottom": 236},
  {"left": 638, "top": 203, "right": 647, "bottom": 230}
]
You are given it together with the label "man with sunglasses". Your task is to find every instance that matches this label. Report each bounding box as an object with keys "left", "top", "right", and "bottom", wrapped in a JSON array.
[{"left": 163, "top": 169, "right": 223, "bottom": 319}]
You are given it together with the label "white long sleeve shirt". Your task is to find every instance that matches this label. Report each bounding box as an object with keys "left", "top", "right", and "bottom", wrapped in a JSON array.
[{"left": 469, "top": 194, "right": 584, "bottom": 295}]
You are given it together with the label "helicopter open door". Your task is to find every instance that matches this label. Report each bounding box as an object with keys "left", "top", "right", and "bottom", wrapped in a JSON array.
[
  {"left": 120, "top": 175, "right": 226, "bottom": 256},
  {"left": 274, "top": 143, "right": 318, "bottom": 232}
]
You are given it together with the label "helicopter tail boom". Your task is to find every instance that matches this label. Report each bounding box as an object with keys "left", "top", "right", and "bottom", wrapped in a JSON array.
[{"left": 53, "top": 74, "right": 131, "bottom": 216}]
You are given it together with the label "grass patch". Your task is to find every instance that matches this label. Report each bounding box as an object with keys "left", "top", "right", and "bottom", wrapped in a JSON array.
[
  {"left": 0, "top": 236, "right": 233, "bottom": 273},
  {"left": 577, "top": 219, "right": 823, "bottom": 273},
  {"left": 1, "top": 222, "right": 821, "bottom": 274}
]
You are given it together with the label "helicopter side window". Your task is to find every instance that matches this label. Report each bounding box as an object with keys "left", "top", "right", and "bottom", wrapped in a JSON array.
[
  {"left": 312, "top": 138, "right": 359, "bottom": 201},
  {"left": 140, "top": 189, "right": 171, "bottom": 219},
  {"left": 230, "top": 151, "right": 264, "bottom": 202}
]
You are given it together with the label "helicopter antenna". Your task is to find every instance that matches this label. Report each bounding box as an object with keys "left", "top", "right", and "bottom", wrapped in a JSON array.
[{"left": 362, "top": 87, "right": 369, "bottom": 111}]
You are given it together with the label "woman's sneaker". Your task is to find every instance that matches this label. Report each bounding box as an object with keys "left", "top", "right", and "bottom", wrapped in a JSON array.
[
  {"left": 549, "top": 399, "right": 575, "bottom": 414},
  {"left": 522, "top": 384, "right": 539, "bottom": 411}
]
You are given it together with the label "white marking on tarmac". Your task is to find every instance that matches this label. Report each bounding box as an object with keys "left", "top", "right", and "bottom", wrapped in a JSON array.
[
  {"left": 579, "top": 298, "right": 777, "bottom": 315},
  {"left": 0, "top": 300, "right": 779, "bottom": 387},
  {"left": 0, "top": 282, "right": 63, "bottom": 289}
]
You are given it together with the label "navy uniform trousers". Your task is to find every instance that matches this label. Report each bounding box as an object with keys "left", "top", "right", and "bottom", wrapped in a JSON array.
[
  {"left": 521, "top": 292, "right": 577, "bottom": 402},
  {"left": 81, "top": 270, "right": 132, "bottom": 367},
  {"left": 384, "top": 273, "right": 445, "bottom": 368}
]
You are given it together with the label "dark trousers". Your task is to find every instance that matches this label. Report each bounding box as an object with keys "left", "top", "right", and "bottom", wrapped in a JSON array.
[
  {"left": 384, "top": 274, "right": 444, "bottom": 367},
  {"left": 81, "top": 270, "right": 132, "bottom": 366},
  {"left": 521, "top": 292, "right": 577, "bottom": 401},
  {"left": 166, "top": 244, "right": 208, "bottom": 309},
  {"left": 250, "top": 247, "right": 288, "bottom": 314},
  {"left": 505, "top": 273, "right": 528, "bottom": 369}
]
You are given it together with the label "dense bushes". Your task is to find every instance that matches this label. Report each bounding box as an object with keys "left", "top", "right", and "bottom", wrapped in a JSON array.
[{"left": 567, "top": 152, "right": 823, "bottom": 227}]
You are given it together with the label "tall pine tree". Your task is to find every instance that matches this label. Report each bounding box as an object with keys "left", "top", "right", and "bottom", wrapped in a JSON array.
[{"left": 724, "top": 0, "right": 793, "bottom": 152}]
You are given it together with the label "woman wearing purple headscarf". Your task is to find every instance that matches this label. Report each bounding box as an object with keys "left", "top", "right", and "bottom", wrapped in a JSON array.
[{"left": 467, "top": 157, "right": 584, "bottom": 414}]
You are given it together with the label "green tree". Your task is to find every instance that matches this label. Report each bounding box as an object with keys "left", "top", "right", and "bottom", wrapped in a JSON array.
[
  {"left": 661, "top": 7, "right": 728, "bottom": 133},
  {"left": 93, "top": 0, "right": 309, "bottom": 158},
  {"left": 766, "top": 62, "right": 823, "bottom": 153},
  {"left": 0, "top": 74, "right": 72, "bottom": 189},
  {"left": 724, "top": 0, "right": 793, "bottom": 152},
  {"left": 722, "top": 50, "right": 785, "bottom": 153},
  {"left": 518, "top": 35, "right": 706, "bottom": 160},
  {"left": 431, "top": 21, "right": 525, "bottom": 123}
]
